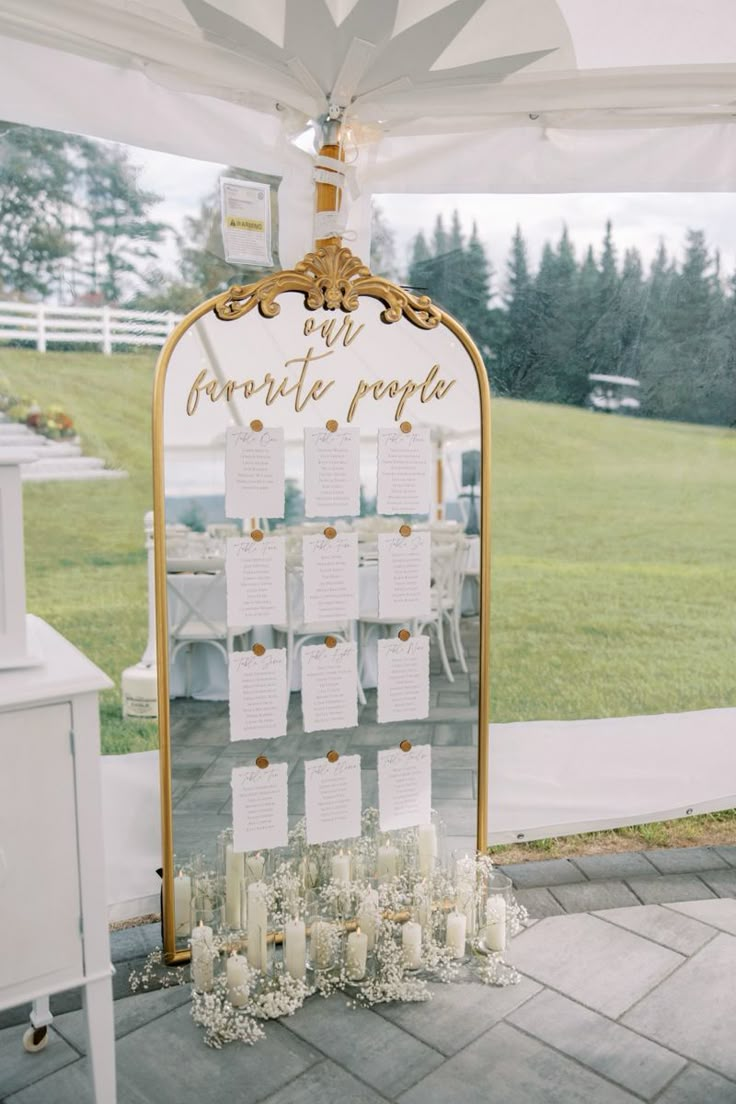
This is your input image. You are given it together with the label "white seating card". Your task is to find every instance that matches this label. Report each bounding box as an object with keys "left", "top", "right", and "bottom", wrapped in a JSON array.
[
  {"left": 305, "top": 753, "right": 362, "bottom": 845},
  {"left": 301, "top": 641, "right": 358, "bottom": 733},
  {"left": 226, "top": 536, "right": 286, "bottom": 626},
  {"left": 231, "top": 763, "right": 289, "bottom": 852},
  {"left": 377, "top": 744, "right": 432, "bottom": 831},
  {"left": 377, "top": 427, "right": 431, "bottom": 516},
  {"left": 229, "top": 649, "right": 287, "bottom": 742},
  {"left": 225, "top": 425, "right": 285, "bottom": 520},
  {"left": 304, "top": 426, "right": 360, "bottom": 517},
  {"left": 303, "top": 533, "right": 359, "bottom": 622},
  {"left": 377, "top": 635, "right": 430, "bottom": 724},
  {"left": 378, "top": 531, "right": 431, "bottom": 620}
]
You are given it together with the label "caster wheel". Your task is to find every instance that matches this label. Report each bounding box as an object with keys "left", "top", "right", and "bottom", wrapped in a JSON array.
[{"left": 22, "top": 1026, "right": 49, "bottom": 1053}]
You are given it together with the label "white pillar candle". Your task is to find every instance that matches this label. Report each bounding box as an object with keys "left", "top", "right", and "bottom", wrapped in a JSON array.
[
  {"left": 284, "top": 918, "right": 307, "bottom": 980},
  {"left": 346, "top": 928, "right": 368, "bottom": 981},
  {"left": 225, "top": 845, "right": 244, "bottom": 929},
  {"left": 331, "top": 850, "right": 351, "bottom": 884},
  {"left": 310, "top": 920, "right": 335, "bottom": 970},
  {"left": 445, "top": 911, "right": 467, "bottom": 958},
  {"left": 246, "top": 881, "right": 268, "bottom": 971},
  {"left": 418, "top": 823, "right": 437, "bottom": 877},
  {"left": 376, "top": 844, "right": 399, "bottom": 881},
  {"left": 357, "top": 889, "right": 379, "bottom": 951},
  {"left": 485, "top": 896, "right": 507, "bottom": 952},
  {"left": 226, "top": 952, "right": 250, "bottom": 1007},
  {"left": 402, "top": 920, "right": 423, "bottom": 970},
  {"left": 455, "top": 855, "right": 477, "bottom": 938},
  {"left": 190, "top": 921, "right": 214, "bottom": 992},
  {"left": 174, "top": 870, "right": 192, "bottom": 937},
  {"left": 245, "top": 853, "right": 265, "bottom": 885}
]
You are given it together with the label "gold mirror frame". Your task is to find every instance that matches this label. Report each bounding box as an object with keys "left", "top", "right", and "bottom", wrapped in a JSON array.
[{"left": 152, "top": 244, "right": 492, "bottom": 963}]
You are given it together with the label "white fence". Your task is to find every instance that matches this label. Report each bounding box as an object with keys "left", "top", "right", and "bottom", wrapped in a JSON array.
[{"left": 0, "top": 301, "right": 182, "bottom": 354}]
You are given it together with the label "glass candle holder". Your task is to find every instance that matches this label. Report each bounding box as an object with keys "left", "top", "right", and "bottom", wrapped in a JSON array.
[
  {"left": 375, "top": 832, "right": 402, "bottom": 883},
  {"left": 307, "top": 912, "right": 343, "bottom": 974},
  {"left": 452, "top": 849, "right": 479, "bottom": 940},
  {"left": 190, "top": 897, "right": 223, "bottom": 992},
  {"left": 477, "top": 870, "right": 512, "bottom": 955}
]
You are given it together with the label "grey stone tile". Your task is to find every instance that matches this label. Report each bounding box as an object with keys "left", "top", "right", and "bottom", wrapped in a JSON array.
[
  {"left": 171, "top": 747, "right": 221, "bottom": 769},
  {"left": 117, "top": 1004, "right": 319, "bottom": 1104},
  {"left": 571, "top": 852, "right": 658, "bottom": 880},
  {"left": 397, "top": 1022, "right": 639, "bottom": 1104},
  {"left": 665, "top": 898, "right": 736, "bottom": 935},
  {"left": 699, "top": 868, "right": 736, "bottom": 898},
  {"left": 428, "top": 771, "right": 474, "bottom": 798},
  {"left": 656, "top": 1064, "right": 736, "bottom": 1103},
  {"left": 281, "top": 992, "right": 443, "bottom": 1097},
  {"left": 0, "top": 1026, "right": 81, "bottom": 1099},
  {"left": 510, "top": 913, "right": 683, "bottom": 1018},
  {"left": 260, "top": 1059, "right": 389, "bottom": 1104},
  {"left": 4, "top": 1058, "right": 150, "bottom": 1104},
  {"left": 375, "top": 975, "right": 541, "bottom": 1056},
  {"left": 714, "top": 846, "right": 736, "bottom": 869},
  {"left": 593, "top": 904, "right": 716, "bottom": 956},
  {"left": 429, "top": 799, "right": 477, "bottom": 836},
  {"left": 174, "top": 784, "right": 232, "bottom": 811},
  {"left": 498, "top": 858, "right": 586, "bottom": 889},
  {"left": 53, "top": 987, "right": 191, "bottom": 1055},
  {"left": 626, "top": 874, "right": 715, "bottom": 905},
  {"left": 514, "top": 887, "right": 566, "bottom": 918},
  {"left": 550, "top": 880, "right": 640, "bottom": 913},
  {"left": 432, "top": 724, "right": 474, "bottom": 747},
  {"left": 644, "top": 847, "right": 729, "bottom": 875},
  {"left": 622, "top": 933, "right": 736, "bottom": 1080},
  {"left": 507, "top": 988, "right": 686, "bottom": 1099},
  {"left": 109, "top": 924, "right": 161, "bottom": 964},
  {"left": 430, "top": 747, "right": 477, "bottom": 769}
]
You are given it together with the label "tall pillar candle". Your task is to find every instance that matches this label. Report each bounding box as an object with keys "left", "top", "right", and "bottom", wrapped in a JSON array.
[
  {"left": 484, "top": 896, "right": 507, "bottom": 952},
  {"left": 346, "top": 927, "right": 368, "bottom": 981},
  {"left": 357, "top": 889, "right": 379, "bottom": 951},
  {"left": 190, "top": 921, "right": 214, "bottom": 992},
  {"left": 225, "top": 845, "right": 245, "bottom": 929},
  {"left": 174, "top": 869, "right": 192, "bottom": 937},
  {"left": 376, "top": 844, "right": 399, "bottom": 881},
  {"left": 226, "top": 952, "right": 250, "bottom": 1007},
  {"left": 418, "top": 823, "right": 437, "bottom": 877},
  {"left": 402, "top": 920, "right": 422, "bottom": 969},
  {"left": 247, "top": 881, "right": 268, "bottom": 971},
  {"left": 310, "top": 920, "right": 334, "bottom": 970},
  {"left": 284, "top": 917, "right": 307, "bottom": 980},
  {"left": 445, "top": 911, "right": 467, "bottom": 958},
  {"left": 330, "top": 850, "right": 351, "bottom": 884}
]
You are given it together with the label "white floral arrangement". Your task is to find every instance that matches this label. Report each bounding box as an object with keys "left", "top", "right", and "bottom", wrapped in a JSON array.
[{"left": 130, "top": 811, "right": 528, "bottom": 1048}]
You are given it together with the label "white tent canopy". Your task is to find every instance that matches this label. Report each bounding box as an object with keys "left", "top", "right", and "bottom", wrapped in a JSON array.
[{"left": 1, "top": 1, "right": 736, "bottom": 262}]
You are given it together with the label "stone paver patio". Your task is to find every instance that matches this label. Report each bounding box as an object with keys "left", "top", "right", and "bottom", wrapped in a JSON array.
[{"left": 3, "top": 892, "right": 736, "bottom": 1103}]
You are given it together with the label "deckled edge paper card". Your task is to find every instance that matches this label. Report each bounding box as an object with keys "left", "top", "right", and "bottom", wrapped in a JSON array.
[
  {"left": 303, "top": 532, "right": 359, "bottom": 622},
  {"left": 229, "top": 649, "right": 288, "bottom": 741},
  {"left": 377, "top": 635, "right": 430, "bottom": 724},
  {"left": 377, "top": 427, "right": 431, "bottom": 516},
  {"left": 304, "top": 426, "right": 360, "bottom": 518},
  {"left": 232, "top": 763, "right": 288, "bottom": 852},
  {"left": 377, "top": 530, "right": 431, "bottom": 620},
  {"left": 305, "top": 753, "right": 362, "bottom": 845},
  {"left": 377, "top": 744, "right": 432, "bottom": 832},
  {"left": 225, "top": 425, "right": 285, "bottom": 520},
  {"left": 301, "top": 641, "right": 358, "bottom": 733},
  {"left": 226, "top": 536, "right": 286, "bottom": 626}
]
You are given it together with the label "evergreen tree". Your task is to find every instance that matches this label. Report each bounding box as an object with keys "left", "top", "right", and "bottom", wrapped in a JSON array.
[
  {"left": 369, "top": 202, "right": 397, "bottom": 280},
  {"left": 618, "top": 247, "right": 645, "bottom": 382},
  {"left": 449, "top": 209, "right": 464, "bottom": 252},
  {"left": 432, "top": 214, "right": 448, "bottom": 257},
  {"left": 495, "top": 225, "right": 536, "bottom": 395}
]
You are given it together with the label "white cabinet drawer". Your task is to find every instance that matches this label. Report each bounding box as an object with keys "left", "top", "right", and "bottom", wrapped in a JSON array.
[{"left": 0, "top": 702, "right": 83, "bottom": 993}]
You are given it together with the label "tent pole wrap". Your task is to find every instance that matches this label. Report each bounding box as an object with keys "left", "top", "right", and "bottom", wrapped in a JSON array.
[{"left": 314, "top": 108, "right": 346, "bottom": 250}]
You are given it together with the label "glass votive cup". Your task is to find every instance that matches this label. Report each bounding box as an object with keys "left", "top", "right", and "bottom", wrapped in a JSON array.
[
  {"left": 452, "top": 849, "right": 480, "bottom": 940},
  {"left": 477, "top": 871, "right": 512, "bottom": 955},
  {"left": 307, "top": 913, "right": 343, "bottom": 974}
]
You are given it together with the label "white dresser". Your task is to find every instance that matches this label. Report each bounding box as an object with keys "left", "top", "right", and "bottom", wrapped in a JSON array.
[{"left": 0, "top": 615, "right": 116, "bottom": 1103}]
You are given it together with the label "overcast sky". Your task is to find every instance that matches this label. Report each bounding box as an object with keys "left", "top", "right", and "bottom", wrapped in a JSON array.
[{"left": 136, "top": 147, "right": 736, "bottom": 300}]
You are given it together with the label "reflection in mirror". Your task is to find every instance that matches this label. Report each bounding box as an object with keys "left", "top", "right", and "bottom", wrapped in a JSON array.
[{"left": 156, "top": 287, "right": 488, "bottom": 955}]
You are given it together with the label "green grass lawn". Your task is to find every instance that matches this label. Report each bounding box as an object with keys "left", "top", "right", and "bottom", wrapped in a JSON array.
[{"left": 2, "top": 347, "right": 735, "bottom": 760}]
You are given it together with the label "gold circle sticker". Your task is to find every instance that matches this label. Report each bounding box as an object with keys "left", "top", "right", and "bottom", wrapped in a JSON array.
[
  {"left": 398, "top": 629, "right": 410, "bottom": 642},
  {"left": 252, "top": 643, "right": 265, "bottom": 657},
  {"left": 251, "top": 529, "right": 264, "bottom": 541},
  {"left": 256, "top": 756, "right": 269, "bottom": 769},
  {"left": 324, "top": 526, "right": 337, "bottom": 539},
  {"left": 399, "top": 739, "right": 413, "bottom": 753},
  {"left": 326, "top": 418, "right": 338, "bottom": 432},
  {"left": 250, "top": 419, "right": 263, "bottom": 432},
  {"left": 400, "top": 421, "right": 412, "bottom": 434},
  {"left": 399, "top": 523, "right": 412, "bottom": 537},
  {"left": 325, "top": 635, "right": 337, "bottom": 648},
  {"left": 327, "top": 749, "right": 339, "bottom": 763}
]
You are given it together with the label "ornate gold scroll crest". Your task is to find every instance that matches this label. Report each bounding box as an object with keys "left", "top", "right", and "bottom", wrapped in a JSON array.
[{"left": 214, "top": 244, "right": 442, "bottom": 330}]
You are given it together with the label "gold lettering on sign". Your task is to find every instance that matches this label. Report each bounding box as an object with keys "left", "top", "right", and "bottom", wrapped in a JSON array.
[
  {"left": 303, "top": 316, "right": 364, "bottom": 348},
  {"left": 346, "top": 365, "right": 455, "bottom": 422}
]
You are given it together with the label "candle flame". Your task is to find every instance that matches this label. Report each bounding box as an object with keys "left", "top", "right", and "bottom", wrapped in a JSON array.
[
  {"left": 198, "top": 919, "right": 203, "bottom": 928},
  {"left": 356, "top": 926, "right": 361, "bottom": 934},
  {"left": 178, "top": 869, "right": 184, "bottom": 878}
]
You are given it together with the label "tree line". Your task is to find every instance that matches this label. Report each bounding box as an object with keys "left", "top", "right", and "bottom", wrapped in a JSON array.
[{"left": 397, "top": 211, "right": 736, "bottom": 427}]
